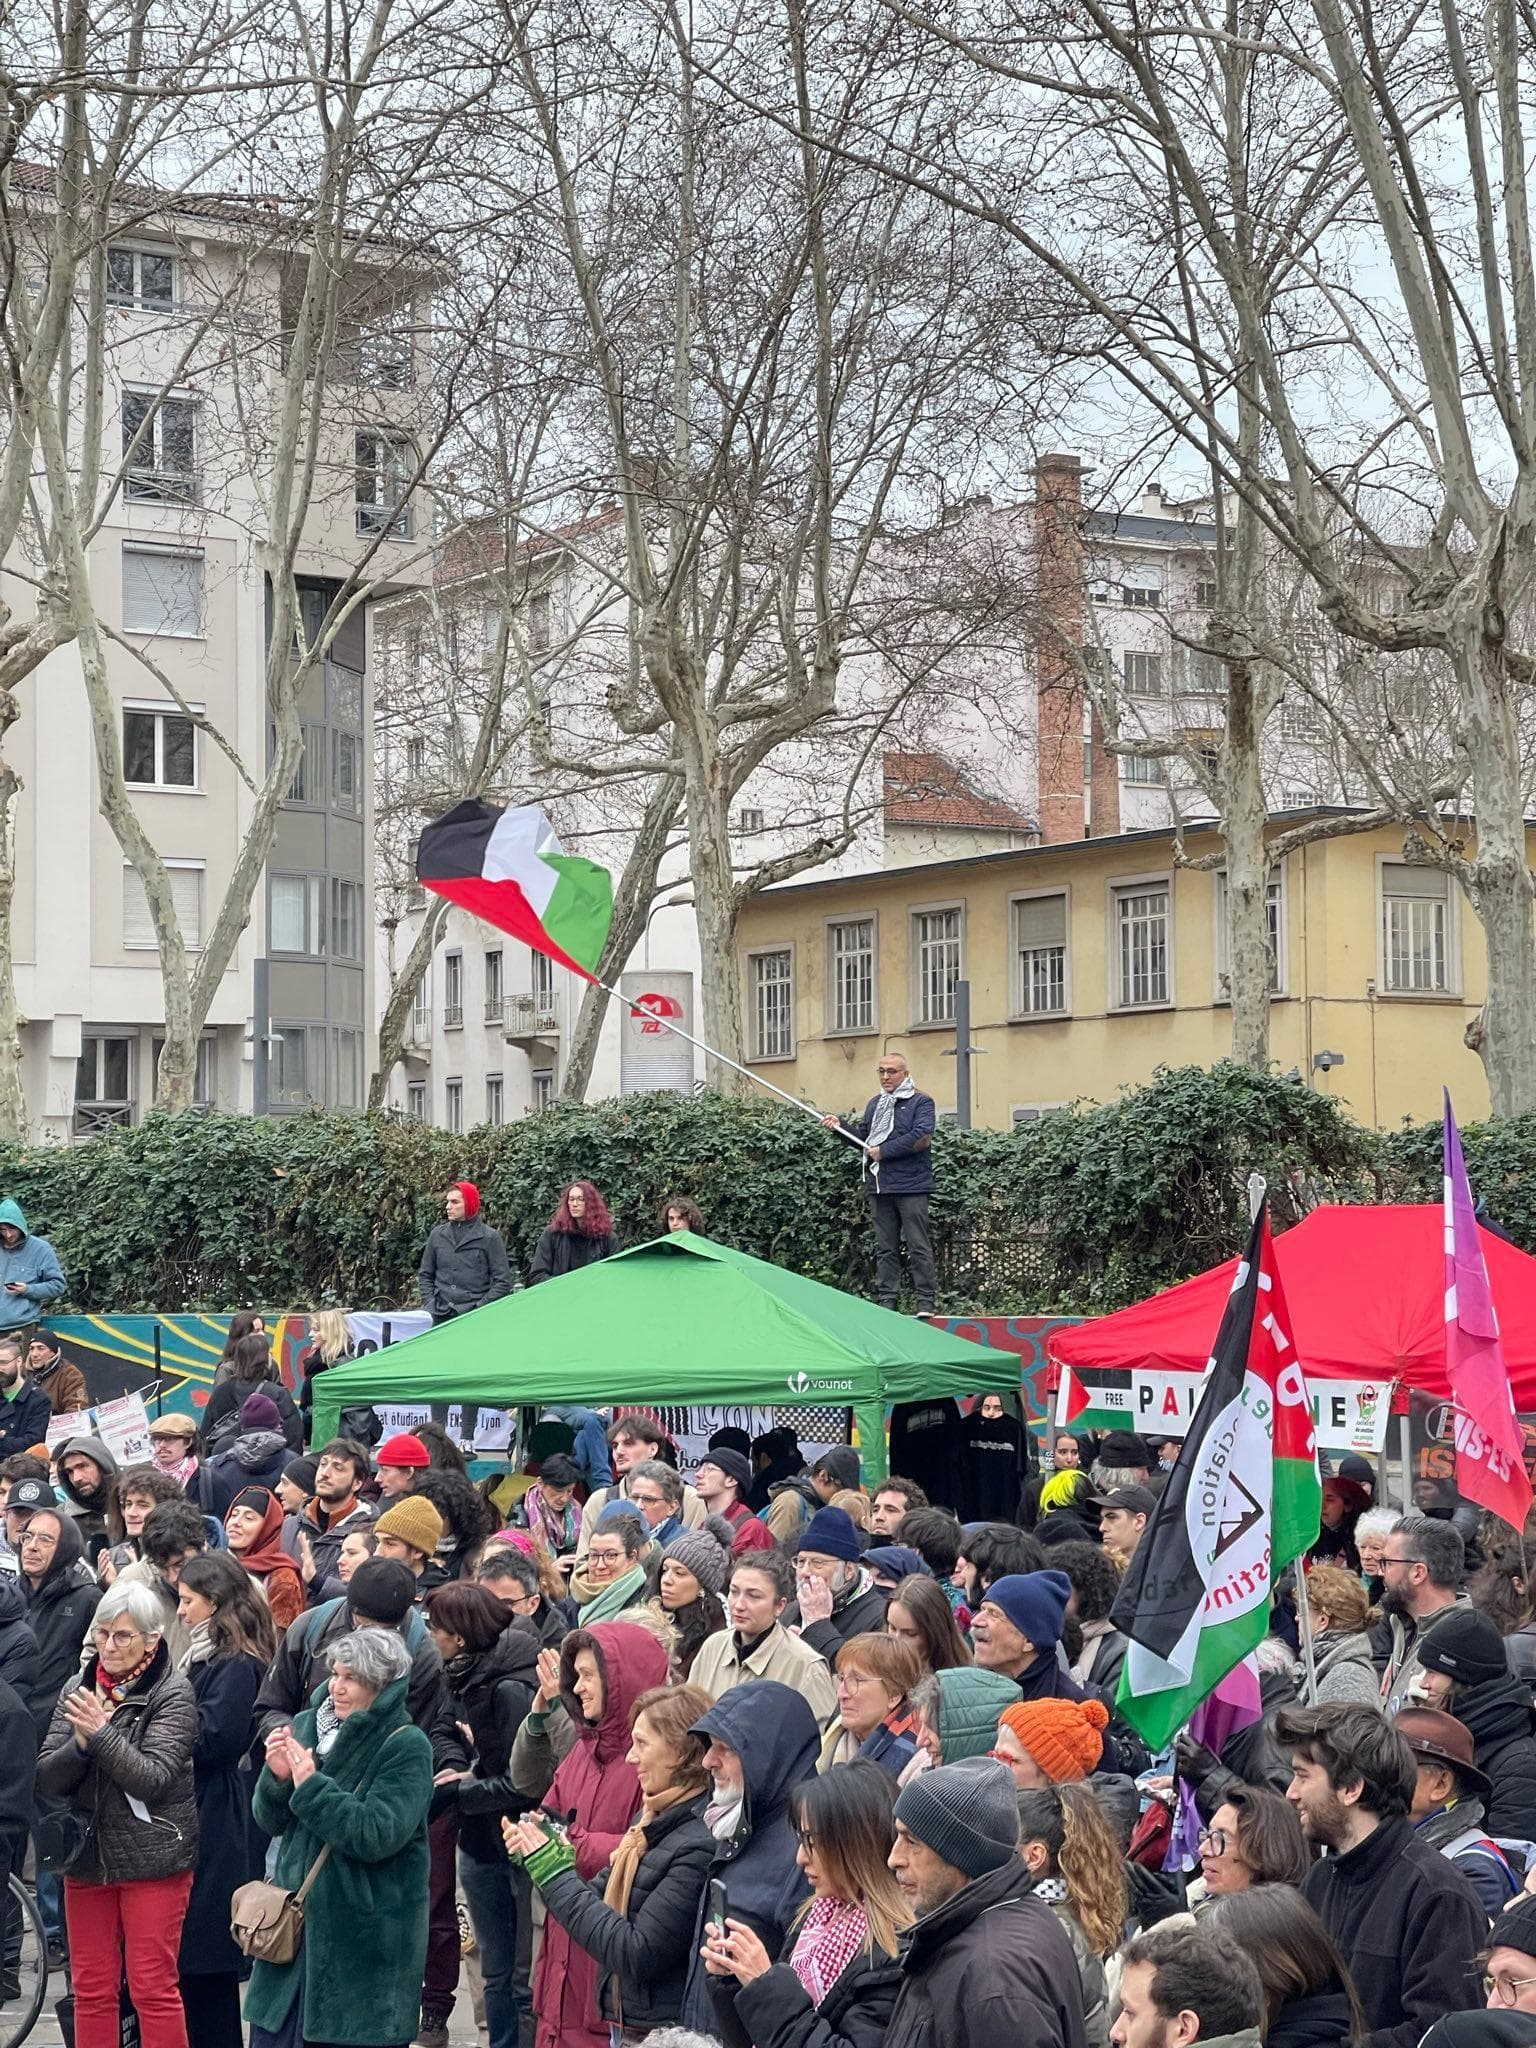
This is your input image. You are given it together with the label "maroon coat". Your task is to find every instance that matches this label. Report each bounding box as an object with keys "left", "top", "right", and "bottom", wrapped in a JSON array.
[{"left": 533, "top": 1622, "right": 669, "bottom": 2048}]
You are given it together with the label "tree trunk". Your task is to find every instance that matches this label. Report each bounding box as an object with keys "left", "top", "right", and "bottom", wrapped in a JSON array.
[
  {"left": 1461, "top": 645, "right": 1536, "bottom": 1114},
  {"left": 677, "top": 739, "right": 746, "bottom": 1090},
  {"left": 1222, "top": 658, "right": 1274, "bottom": 1069},
  {"left": 0, "top": 749, "right": 28, "bottom": 1142},
  {"left": 369, "top": 898, "right": 447, "bottom": 1111}
]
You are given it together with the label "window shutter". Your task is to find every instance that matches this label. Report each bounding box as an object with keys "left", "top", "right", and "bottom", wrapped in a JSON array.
[
  {"left": 122, "top": 547, "right": 202, "bottom": 634},
  {"left": 123, "top": 865, "right": 203, "bottom": 948},
  {"left": 1382, "top": 864, "right": 1447, "bottom": 901},
  {"left": 1015, "top": 894, "right": 1066, "bottom": 948}
]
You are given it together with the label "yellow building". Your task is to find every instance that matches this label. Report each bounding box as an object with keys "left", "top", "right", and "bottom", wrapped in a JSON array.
[{"left": 734, "top": 813, "right": 1521, "bottom": 1130}]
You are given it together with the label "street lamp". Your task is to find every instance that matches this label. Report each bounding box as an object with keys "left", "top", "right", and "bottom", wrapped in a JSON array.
[{"left": 643, "top": 889, "right": 694, "bottom": 968}]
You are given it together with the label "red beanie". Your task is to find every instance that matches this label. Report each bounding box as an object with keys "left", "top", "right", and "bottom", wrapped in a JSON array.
[
  {"left": 455, "top": 1181, "right": 481, "bottom": 1220},
  {"left": 377, "top": 1432, "right": 432, "bottom": 1469}
]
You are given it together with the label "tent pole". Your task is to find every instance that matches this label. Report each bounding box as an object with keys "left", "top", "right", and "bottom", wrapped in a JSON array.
[{"left": 1398, "top": 1412, "right": 1414, "bottom": 1511}]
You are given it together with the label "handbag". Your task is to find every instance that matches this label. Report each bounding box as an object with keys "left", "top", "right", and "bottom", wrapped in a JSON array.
[
  {"left": 230, "top": 1844, "right": 330, "bottom": 1964},
  {"left": 37, "top": 1804, "right": 98, "bottom": 1875}
]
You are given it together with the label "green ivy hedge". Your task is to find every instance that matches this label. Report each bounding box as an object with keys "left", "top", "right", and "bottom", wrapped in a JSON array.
[{"left": 4, "top": 1063, "right": 1525, "bottom": 1314}]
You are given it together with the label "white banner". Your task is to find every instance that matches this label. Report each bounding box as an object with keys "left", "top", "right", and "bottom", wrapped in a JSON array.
[
  {"left": 345, "top": 1311, "right": 433, "bottom": 1355},
  {"left": 46, "top": 1392, "right": 154, "bottom": 1465},
  {"left": 1055, "top": 1367, "right": 1394, "bottom": 1454}
]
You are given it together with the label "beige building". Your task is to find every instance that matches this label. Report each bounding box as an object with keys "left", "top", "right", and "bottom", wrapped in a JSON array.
[{"left": 734, "top": 812, "right": 1518, "bottom": 1130}]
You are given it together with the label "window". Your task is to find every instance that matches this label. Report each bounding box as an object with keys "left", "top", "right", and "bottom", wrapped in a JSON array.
[
  {"left": 406, "top": 1080, "right": 426, "bottom": 1120},
  {"left": 1122, "top": 572, "right": 1163, "bottom": 608},
  {"left": 1195, "top": 579, "right": 1219, "bottom": 609},
  {"left": 122, "top": 547, "right": 202, "bottom": 637},
  {"left": 411, "top": 966, "right": 431, "bottom": 1040},
  {"left": 1123, "top": 754, "right": 1167, "bottom": 785},
  {"left": 531, "top": 1070, "right": 555, "bottom": 1113},
  {"left": 531, "top": 950, "right": 554, "bottom": 1009},
  {"left": 1014, "top": 894, "right": 1068, "bottom": 1016},
  {"left": 332, "top": 1029, "right": 363, "bottom": 1109},
  {"left": 828, "top": 918, "right": 875, "bottom": 1034},
  {"left": 528, "top": 591, "right": 552, "bottom": 650},
  {"left": 1215, "top": 872, "right": 1284, "bottom": 995},
  {"left": 270, "top": 874, "right": 324, "bottom": 954},
  {"left": 151, "top": 1035, "right": 215, "bottom": 1108},
  {"left": 1123, "top": 652, "right": 1165, "bottom": 697},
  {"left": 1382, "top": 864, "right": 1452, "bottom": 993},
  {"left": 123, "top": 706, "right": 196, "bottom": 788},
  {"left": 445, "top": 1078, "right": 464, "bottom": 1133},
  {"left": 444, "top": 952, "right": 463, "bottom": 1027},
  {"left": 737, "top": 807, "right": 765, "bottom": 835},
  {"left": 1284, "top": 786, "right": 1317, "bottom": 810},
  {"left": 1113, "top": 882, "right": 1171, "bottom": 1007},
  {"left": 331, "top": 730, "right": 362, "bottom": 815},
  {"left": 123, "top": 861, "right": 203, "bottom": 949},
  {"left": 1184, "top": 652, "right": 1225, "bottom": 696},
  {"left": 284, "top": 725, "right": 326, "bottom": 806},
  {"left": 355, "top": 431, "right": 413, "bottom": 537},
  {"left": 913, "top": 908, "right": 962, "bottom": 1024},
  {"left": 269, "top": 1026, "right": 316, "bottom": 1107},
  {"left": 75, "top": 1035, "right": 136, "bottom": 1133},
  {"left": 122, "top": 392, "right": 197, "bottom": 502},
  {"left": 330, "top": 879, "right": 362, "bottom": 962},
  {"left": 1282, "top": 692, "right": 1324, "bottom": 738},
  {"left": 483, "top": 604, "right": 504, "bottom": 659},
  {"left": 107, "top": 246, "right": 174, "bottom": 310},
  {"left": 486, "top": 1074, "right": 504, "bottom": 1125},
  {"left": 484, "top": 950, "right": 504, "bottom": 1020},
  {"left": 749, "top": 949, "right": 794, "bottom": 1059},
  {"left": 404, "top": 736, "right": 426, "bottom": 780}
]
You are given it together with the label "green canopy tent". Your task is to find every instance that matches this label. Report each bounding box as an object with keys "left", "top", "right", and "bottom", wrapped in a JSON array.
[{"left": 309, "top": 1232, "right": 1014, "bottom": 1481}]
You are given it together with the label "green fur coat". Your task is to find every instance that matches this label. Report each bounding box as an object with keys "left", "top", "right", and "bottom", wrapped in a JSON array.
[{"left": 243, "top": 1676, "right": 433, "bottom": 2047}]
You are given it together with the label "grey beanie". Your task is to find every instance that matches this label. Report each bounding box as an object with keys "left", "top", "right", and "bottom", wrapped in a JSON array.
[
  {"left": 893, "top": 1757, "right": 1019, "bottom": 1880},
  {"left": 663, "top": 1521, "right": 733, "bottom": 1597}
]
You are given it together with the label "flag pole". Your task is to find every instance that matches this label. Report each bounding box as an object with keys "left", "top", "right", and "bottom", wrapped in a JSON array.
[
  {"left": 593, "top": 976, "right": 871, "bottom": 1156},
  {"left": 1294, "top": 1560, "right": 1320, "bottom": 1705}
]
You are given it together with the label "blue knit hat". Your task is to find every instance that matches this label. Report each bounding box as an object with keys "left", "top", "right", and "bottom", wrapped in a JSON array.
[
  {"left": 800, "top": 1505, "right": 861, "bottom": 1562},
  {"left": 980, "top": 1570, "right": 1072, "bottom": 1650},
  {"left": 864, "top": 1545, "right": 932, "bottom": 1583}
]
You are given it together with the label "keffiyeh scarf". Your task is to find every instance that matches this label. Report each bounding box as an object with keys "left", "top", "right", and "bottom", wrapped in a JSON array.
[{"left": 789, "top": 1897, "right": 871, "bottom": 2006}]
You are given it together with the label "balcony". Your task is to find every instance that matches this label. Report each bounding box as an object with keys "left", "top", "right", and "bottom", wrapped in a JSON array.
[
  {"left": 504, "top": 992, "right": 560, "bottom": 1043},
  {"left": 483, "top": 995, "right": 503, "bottom": 1023},
  {"left": 73, "top": 1101, "right": 134, "bottom": 1141},
  {"left": 124, "top": 467, "right": 200, "bottom": 505},
  {"left": 443, "top": 1002, "right": 463, "bottom": 1029},
  {"left": 356, "top": 501, "right": 412, "bottom": 540}
]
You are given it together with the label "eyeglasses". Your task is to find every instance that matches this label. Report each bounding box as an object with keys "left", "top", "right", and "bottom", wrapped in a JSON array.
[
  {"left": 19, "top": 1530, "right": 54, "bottom": 1546},
  {"left": 876, "top": 1065, "right": 903, "bottom": 1075},
  {"left": 93, "top": 1628, "right": 144, "bottom": 1649},
  {"left": 1483, "top": 1975, "right": 1536, "bottom": 2006},
  {"left": 794, "top": 1827, "right": 818, "bottom": 1850},
  {"left": 1380, "top": 1553, "right": 1423, "bottom": 1570},
  {"left": 1198, "top": 1827, "right": 1229, "bottom": 1856},
  {"left": 588, "top": 1547, "right": 625, "bottom": 1565}
]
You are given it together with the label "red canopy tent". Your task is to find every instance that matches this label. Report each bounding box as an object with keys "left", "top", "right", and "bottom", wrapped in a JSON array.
[{"left": 1049, "top": 1204, "right": 1536, "bottom": 1407}]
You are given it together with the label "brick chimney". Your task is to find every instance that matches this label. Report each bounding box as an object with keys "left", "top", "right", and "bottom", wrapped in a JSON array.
[{"left": 1033, "top": 454, "right": 1089, "bottom": 842}]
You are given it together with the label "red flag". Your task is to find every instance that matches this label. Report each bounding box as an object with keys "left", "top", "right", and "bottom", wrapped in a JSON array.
[{"left": 1444, "top": 1092, "right": 1533, "bottom": 1527}]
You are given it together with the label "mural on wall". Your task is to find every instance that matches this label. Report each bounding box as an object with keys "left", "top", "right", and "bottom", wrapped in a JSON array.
[{"left": 931, "top": 1316, "right": 1081, "bottom": 1435}]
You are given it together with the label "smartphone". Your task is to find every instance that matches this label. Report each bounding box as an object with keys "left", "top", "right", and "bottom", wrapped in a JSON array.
[{"left": 707, "top": 1879, "right": 729, "bottom": 1941}]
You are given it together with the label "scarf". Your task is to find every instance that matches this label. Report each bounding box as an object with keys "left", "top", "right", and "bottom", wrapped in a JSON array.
[
  {"left": 577, "top": 1562, "right": 649, "bottom": 1624},
  {"left": 94, "top": 1648, "right": 156, "bottom": 1707},
  {"left": 1031, "top": 1875, "right": 1069, "bottom": 1904},
  {"left": 522, "top": 1484, "right": 578, "bottom": 1556},
  {"left": 1416, "top": 1796, "right": 1486, "bottom": 1850},
  {"left": 315, "top": 1696, "right": 343, "bottom": 1758},
  {"left": 602, "top": 1782, "right": 704, "bottom": 2023},
  {"left": 153, "top": 1452, "right": 199, "bottom": 1488},
  {"left": 181, "top": 1619, "right": 215, "bottom": 1669},
  {"left": 1070, "top": 1619, "right": 1115, "bottom": 1686},
  {"left": 706, "top": 1790, "right": 743, "bottom": 1840},
  {"left": 789, "top": 1897, "right": 871, "bottom": 2006},
  {"left": 866, "top": 1078, "right": 915, "bottom": 1181}
]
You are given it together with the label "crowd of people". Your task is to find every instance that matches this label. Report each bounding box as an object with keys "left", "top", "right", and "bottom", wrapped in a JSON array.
[{"left": 5, "top": 1201, "right": 1536, "bottom": 2048}]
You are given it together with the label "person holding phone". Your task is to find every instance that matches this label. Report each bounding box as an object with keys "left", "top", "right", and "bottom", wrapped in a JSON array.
[{"left": 504, "top": 1682, "right": 715, "bottom": 2043}]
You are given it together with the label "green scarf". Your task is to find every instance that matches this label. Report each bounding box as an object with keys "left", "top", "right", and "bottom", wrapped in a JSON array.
[{"left": 579, "top": 1562, "right": 649, "bottom": 1623}]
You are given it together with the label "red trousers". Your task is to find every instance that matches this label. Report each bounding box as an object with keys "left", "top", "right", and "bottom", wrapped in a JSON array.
[{"left": 65, "top": 1871, "right": 194, "bottom": 2048}]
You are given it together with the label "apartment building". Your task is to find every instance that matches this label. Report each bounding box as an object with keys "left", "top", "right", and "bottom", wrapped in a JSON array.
[
  {"left": 5, "top": 168, "right": 430, "bottom": 1137},
  {"left": 733, "top": 812, "right": 1515, "bottom": 1130}
]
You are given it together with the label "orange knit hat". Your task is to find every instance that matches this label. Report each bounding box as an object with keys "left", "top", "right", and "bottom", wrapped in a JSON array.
[{"left": 997, "top": 1696, "right": 1109, "bottom": 1782}]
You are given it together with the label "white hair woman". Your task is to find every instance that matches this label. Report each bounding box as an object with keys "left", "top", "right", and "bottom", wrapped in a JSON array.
[
  {"left": 244, "top": 1627, "right": 435, "bottom": 2048},
  {"left": 38, "top": 1579, "right": 199, "bottom": 2048}
]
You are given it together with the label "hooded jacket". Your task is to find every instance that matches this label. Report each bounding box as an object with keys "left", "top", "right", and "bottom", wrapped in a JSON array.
[
  {"left": 200, "top": 1376, "right": 303, "bottom": 1456},
  {"left": 29, "top": 1346, "right": 89, "bottom": 1417},
  {"left": 525, "top": 1621, "right": 669, "bottom": 2048},
  {"left": 1312, "top": 1629, "right": 1382, "bottom": 1707},
  {"left": 418, "top": 1213, "right": 512, "bottom": 1317},
  {"left": 0, "top": 1198, "right": 66, "bottom": 1332},
  {"left": 434, "top": 1620, "right": 539, "bottom": 1862},
  {"left": 0, "top": 1566, "right": 40, "bottom": 1706},
  {"left": 678, "top": 1679, "right": 823, "bottom": 2034},
  {"left": 1265, "top": 1989, "right": 1355, "bottom": 2048},
  {"left": 200, "top": 1427, "right": 291, "bottom": 1517},
  {"left": 883, "top": 1857, "right": 1089, "bottom": 2048},
  {"left": 22, "top": 1511, "right": 100, "bottom": 1732},
  {"left": 54, "top": 1433, "right": 119, "bottom": 1552},
  {"left": 1450, "top": 1670, "right": 1536, "bottom": 1841},
  {"left": 0, "top": 1370, "right": 53, "bottom": 1461},
  {"left": 931, "top": 1666, "right": 1023, "bottom": 1762}
]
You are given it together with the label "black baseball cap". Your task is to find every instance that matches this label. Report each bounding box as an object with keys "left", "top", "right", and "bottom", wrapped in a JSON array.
[
  {"left": 7, "top": 1477, "right": 58, "bottom": 1513},
  {"left": 1090, "top": 1485, "right": 1157, "bottom": 1515}
]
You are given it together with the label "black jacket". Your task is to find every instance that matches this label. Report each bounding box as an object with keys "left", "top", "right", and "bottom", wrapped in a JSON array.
[
  {"left": 885, "top": 1858, "right": 1089, "bottom": 2048},
  {"left": 526, "top": 1228, "right": 620, "bottom": 1287},
  {"left": 720, "top": 1947, "right": 902, "bottom": 2048},
  {"left": 435, "top": 1623, "right": 538, "bottom": 1861},
  {"left": 541, "top": 1791, "right": 715, "bottom": 2031},
  {"left": 199, "top": 1429, "right": 292, "bottom": 1517},
  {"left": 1265, "top": 1987, "right": 1355, "bottom": 2048},
  {"left": 1301, "top": 1815, "right": 1486, "bottom": 2048},
  {"left": 23, "top": 1516, "right": 101, "bottom": 1735},
  {"left": 254, "top": 1592, "right": 445, "bottom": 1743},
  {"left": 0, "top": 1376, "right": 52, "bottom": 1460},
  {"left": 420, "top": 1216, "right": 513, "bottom": 1315},
  {"left": 1452, "top": 1672, "right": 1536, "bottom": 1842},
  {"left": 178, "top": 1651, "right": 265, "bottom": 1977},
  {"left": 201, "top": 1377, "right": 303, "bottom": 1455},
  {"left": 0, "top": 1571, "right": 40, "bottom": 1709},
  {"left": 679, "top": 1681, "right": 823, "bottom": 2034},
  {"left": 0, "top": 1673, "right": 36, "bottom": 1839},
  {"left": 787, "top": 1582, "right": 891, "bottom": 1665}
]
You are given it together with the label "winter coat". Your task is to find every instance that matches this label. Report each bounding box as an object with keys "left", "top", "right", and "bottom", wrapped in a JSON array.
[
  {"left": 678, "top": 1679, "right": 823, "bottom": 2034},
  {"left": 1383, "top": 1594, "right": 1475, "bottom": 1717},
  {"left": 786, "top": 1580, "right": 891, "bottom": 1666},
  {"left": 200, "top": 1380, "right": 303, "bottom": 1459},
  {"left": 0, "top": 1375, "right": 53, "bottom": 1460},
  {"left": 840, "top": 1091, "right": 936, "bottom": 1197},
  {"left": 539, "top": 1790, "right": 715, "bottom": 2032},
  {"left": 199, "top": 1430, "right": 294, "bottom": 1517},
  {"left": 178, "top": 1649, "right": 264, "bottom": 1977},
  {"left": 1451, "top": 1670, "right": 1536, "bottom": 1840},
  {"left": 83, "top": 1555, "right": 186, "bottom": 1668},
  {"left": 37, "top": 1637, "right": 198, "bottom": 1884},
  {"left": 0, "top": 1199, "right": 66, "bottom": 1331},
  {"left": 30, "top": 1350, "right": 89, "bottom": 1417},
  {"left": 1008, "top": 1652, "right": 1093, "bottom": 1707},
  {"left": 689, "top": 1625, "right": 840, "bottom": 1724},
  {"left": 244, "top": 1675, "right": 434, "bottom": 2048},
  {"left": 1071, "top": 1624, "right": 1128, "bottom": 1706},
  {"left": 930, "top": 1667, "right": 1022, "bottom": 1762},
  {"left": 0, "top": 1673, "right": 36, "bottom": 1837},
  {"left": 54, "top": 1433, "right": 117, "bottom": 1564},
  {"left": 299, "top": 1494, "right": 375, "bottom": 1588},
  {"left": 719, "top": 1945, "right": 902, "bottom": 2048},
  {"left": 0, "top": 1570, "right": 39, "bottom": 1708},
  {"left": 523, "top": 1621, "right": 670, "bottom": 2048},
  {"left": 1506, "top": 1623, "right": 1536, "bottom": 1688},
  {"left": 1312, "top": 1630, "right": 1381, "bottom": 1706},
  {"left": 253, "top": 1592, "right": 444, "bottom": 1744},
  {"left": 23, "top": 1514, "right": 101, "bottom": 1733},
  {"left": 527, "top": 1227, "right": 620, "bottom": 1288},
  {"left": 883, "top": 1858, "right": 1089, "bottom": 2048},
  {"left": 435, "top": 1622, "right": 538, "bottom": 1862},
  {"left": 1264, "top": 1988, "right": 1355, "bottom": 2048},
  {"left": 419, "top": 1215, "right": 512, "bottom": 1316},
  {"left": 1301, "top": 1814, "right": 1486, "bottom": 2048},
  {"left": 1042, "top": 1897, "right": 1109, "bottom": 2048}
]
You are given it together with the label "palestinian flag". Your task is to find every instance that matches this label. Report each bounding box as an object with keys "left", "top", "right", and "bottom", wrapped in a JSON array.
[
  {"left": 1055, "top": 1364, "right": 1136, "bottom": 1431},
  {"left": 1109, "top": 1203, "right": 1321, "bottom": 1750},
  {"left": 416, "top": 800, "right": 613, "bottom": 979}
]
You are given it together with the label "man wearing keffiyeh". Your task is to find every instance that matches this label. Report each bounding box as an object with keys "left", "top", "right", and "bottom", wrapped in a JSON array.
[{"left": 821, "top": 1054, "right": 938, "bottom": 1314}]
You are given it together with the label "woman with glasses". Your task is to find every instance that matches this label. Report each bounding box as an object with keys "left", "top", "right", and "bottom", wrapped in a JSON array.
[
  {"left": 37, "top": 1579, "right": 199, "bottom": 2048},
  {"left": 706, "top": 1758, "right": 911, "bottom": 2048},
  {"left": 1197, "top": 1785, "right": 1310, "bottom": 1897},
  {"left": 570, "top": 1509, "right": 652, "bottom": 1624},
  {"left": 1205, "top": 1885, "right": 1365, "bottom": 2048},
  {"left": 819, "top": 1636, "right": 923, "bottom": 1776}
]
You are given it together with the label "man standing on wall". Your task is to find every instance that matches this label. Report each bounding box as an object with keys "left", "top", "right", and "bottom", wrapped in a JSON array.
[{"left": 823, "top": 1054, "right": 937, "bottom": 1315}]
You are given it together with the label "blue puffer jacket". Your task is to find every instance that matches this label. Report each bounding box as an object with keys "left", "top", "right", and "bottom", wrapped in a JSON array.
[
  {"left": 844, "top": 1092, "right": 936, "bottom": 1196},
  {"left": 0, "top": 1199, "right": 66, "bottom": 1330}
]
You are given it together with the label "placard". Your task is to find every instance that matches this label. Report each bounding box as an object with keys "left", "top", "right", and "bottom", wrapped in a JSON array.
[
  {"left": 1055, "top": 1365, "right": 1394, "bottom": 1454},
  {"left": 95, "top": 1392, "right": 154, "bottom": 1467}
]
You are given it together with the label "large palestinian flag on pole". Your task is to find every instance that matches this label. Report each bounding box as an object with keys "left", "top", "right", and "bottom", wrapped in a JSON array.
[
  {"left": 1110, "top": 1202, "right": 1321, "bottom": 1749},
  {"left": 416, "top": 800, "right": 613, "bottom": 979}
]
